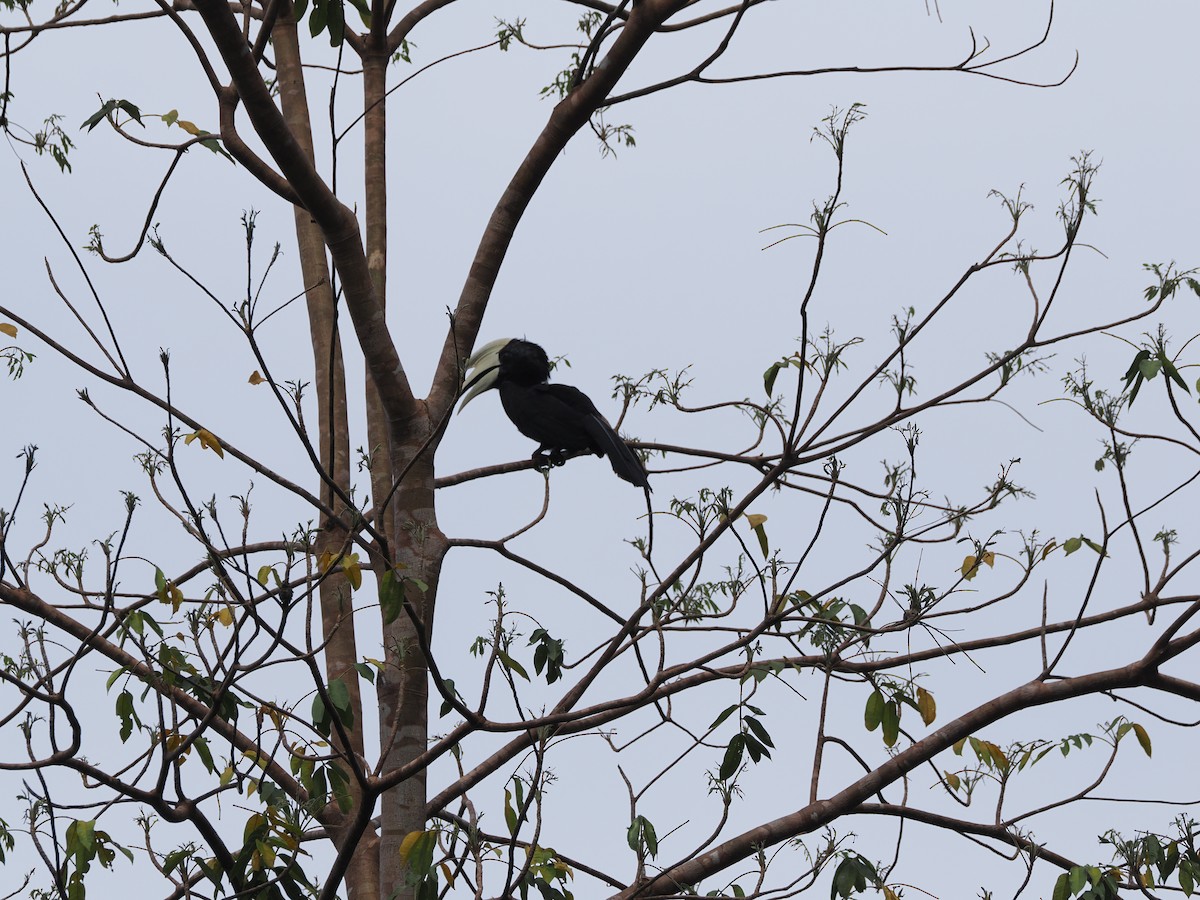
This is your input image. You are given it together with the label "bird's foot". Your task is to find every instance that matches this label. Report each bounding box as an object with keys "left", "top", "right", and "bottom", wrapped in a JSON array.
[
  {"left": 531, "top": 451, "right": 554, "bottom": 472},
  {"left": 548, "top": 449, "right": 567, "bottom": 467}
]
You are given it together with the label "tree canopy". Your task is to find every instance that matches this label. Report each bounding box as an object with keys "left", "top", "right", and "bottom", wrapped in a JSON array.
[{"left": 2, "top": 3, "right": 1200, "bottom": 900}]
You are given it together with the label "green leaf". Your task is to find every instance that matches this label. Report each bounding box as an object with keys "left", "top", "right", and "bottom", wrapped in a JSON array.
[
  {"left": 402, "top": 831, "right": 437, "bottom": 879},
  {"left": 327, "top": 762, "right": 353, "bottom": 812},
  {"left": 312, "top": 693, "right": 330, "bottom": 736},
  {"left": 308, "top": 0, "right": 327, "bottom": 37},
  {"left": 344, "top": 0, "right": 371, "bottom": 26},
  {"left": 1162, "top": 358, "right": 1190, "bottom": 392},
  {"left": 745, "top": 716, "right": 774, "bottom": 749},
  {"left": 1138, "top": 357, "right": 1162, "bottom": 380},
  {"left": 105, "top": 667, "right": 127, "bottom": 691},
  {"left": 198, "top": 137, "right": 235, "bottom": 163},
  {"left": 74, "top": 819, "right": 96, "bottom": 855},
  {"left": 640, "top": 816, "right": 658, "bottom": 857},
  {"left": 504, "top": 788, "right": 517, "bottom": 835},
  {"left": 831, "top": 857, "right": 860, "bottom": 899},
  {"left": 1124, "top": 349, "right": 1151, "bottom": 384},
  {"left": 81, "top": 100, "right": 117, "bottom": 131},
  {"left": 308, "top": 765, "right": 328, "bottom": 807},
  {"left": 1052, "top": 872, "right": 1070, "bottom": 900},
  {"left": 438, "top": 678, "right": 458, "bottom": 718},
  {"left": 1069, "top": 866, "right": 1087, "bottom": 895},
  {"left": 161, "top": 849, "right": 188, "bottom": 877},
  {"left": 881, "top": 700, "right": 900, "bottom": 747},
  {"left": 764, "top": 362, "right": 782, "bottom": 396},
  {"left": 719, "top": 733, "right": 745, "bottom": 780},
  {"left": 864, "top": 690, "right": 884, "bottom": 731},
  {"left": 1146, "top": 834, "right": 1163, "bottom": 867},
  {"left": 752, "top": 521, "right": 769, "bottom": 559},
  {"left": 497, "top": 650, "right": 530, "bottom": 681},
  {"left": 116, "top": 100, "right": 143, "bottom": 125},
  {"left": 710, "top": 704, "right": 738, "bottom": 730},
  {"left": 379, "top": 569, "right": 404, "bottom": 624},
  {"left": 743, "top": 734, "right": 767, "bottom": 762},
  {"left": 325, "top": 0, "right": 345, "bottom": 45},
  {"left": 970, "top": 736, "right": 990, "bottom": 767},
  {"left": 626, "top": 819, "right": 641, "bottom": 852},
  {"left": 115, "top": 689, "right": 135, "bottom": 743},
  {"left": 327, "top": 676, "right": 354, "bottom": 728},
  {"left": 194, "top": 736, "right": 215, "bottom": 773}
]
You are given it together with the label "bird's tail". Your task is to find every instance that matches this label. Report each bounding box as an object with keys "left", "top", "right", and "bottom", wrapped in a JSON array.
[{"left": 585, "top": 415, "right": 651, "bottom": 490}]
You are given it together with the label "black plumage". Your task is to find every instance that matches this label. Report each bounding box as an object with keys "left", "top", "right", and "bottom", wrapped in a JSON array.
[{"left": 460, "top": 339, "right": 650, "bottom": 490}]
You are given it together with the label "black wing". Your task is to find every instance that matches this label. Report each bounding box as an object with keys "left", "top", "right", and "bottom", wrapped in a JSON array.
[{"left": 542, "top": 385, "right": 650, "bottom": 490}]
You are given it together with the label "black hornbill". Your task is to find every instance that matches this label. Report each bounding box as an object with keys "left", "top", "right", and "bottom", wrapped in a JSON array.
[{"left": 459, "top": 338, "right": 650, "bottom": 490}]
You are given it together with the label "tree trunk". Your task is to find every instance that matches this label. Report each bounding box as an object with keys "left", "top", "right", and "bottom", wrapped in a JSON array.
[
  {"left": 274, "top": 7, "right": 379, "bottom": 899},
  {"left": 377, "top": 445, "right": 446, "bottom": 899}
]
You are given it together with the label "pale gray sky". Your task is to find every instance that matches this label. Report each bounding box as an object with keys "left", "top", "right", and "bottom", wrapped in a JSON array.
[{"left": 3, "top": 2, "right": 1199, "bottom": 897}]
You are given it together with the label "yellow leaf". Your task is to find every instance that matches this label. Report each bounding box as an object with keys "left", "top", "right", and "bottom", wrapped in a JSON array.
[
  {"left": 944, "top": 770, "right": 961, "bottom": 791},
  {"left": 986, "top": 741, "right": 1009, "bottom": 770},
  {"left": 960, "top": 555, "right": 978, "bottom": 580},
  {"left": 242, "top": 750, "right": 268, "bottom": 770},
  {"left": 248, "top": 370, "right": 266, "bottom": 385},
  {"left": 1131, "top": 722, "right": 1152, "bottom": 757},
  {"left": 1041, "top": 540, "right": 1057, "bottom": 560},
  {"left": 342, "top": 553, "right": 362, "bottom": 590},
  {"left": 0, "top": 323, "right": 17, "bottom": 338},
  {"left": 745, "top": 513, "right": 768, "bottom": 528},
  {"left": 398, "top": 831, "right": 424, "bottom": 865},
  {"left": 164, "top": 730, "right": 190, "bottom": 758},
  {"left": 883, "top": 887, "right": 899, "bottom": 900},
  {"left": 176, "top": 119, "right": 203, "bottom": 135},
  {"left": 916, "top": 686, "right": 937, "bottom": 725},
  {"left": 215, "top": 606, "right": 234, "bottom": 627},
  {"left": 981, "top": 551, "right": 995, "bottom": 568},
  {"left": 184, "top": 428, "right": 225, "bottom": 458},
  {"left": 319, "top": 551, "right": 363, "bottom": 589},
  {"left": 158, "top": 581, "right": 184, "bottom": 613}
]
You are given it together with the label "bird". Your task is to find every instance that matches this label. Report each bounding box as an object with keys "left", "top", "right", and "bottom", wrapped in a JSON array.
[{"left": 459, "top": 338, "right": 650, "bottom": 490}]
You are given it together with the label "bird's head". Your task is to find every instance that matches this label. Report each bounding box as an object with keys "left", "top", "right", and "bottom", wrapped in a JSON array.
[
  {"left": 459, "top": 338, "right": 552, "bottom": 412},
  {"left": 459, "top": 338, "right": 510, "bottom": 412}
]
